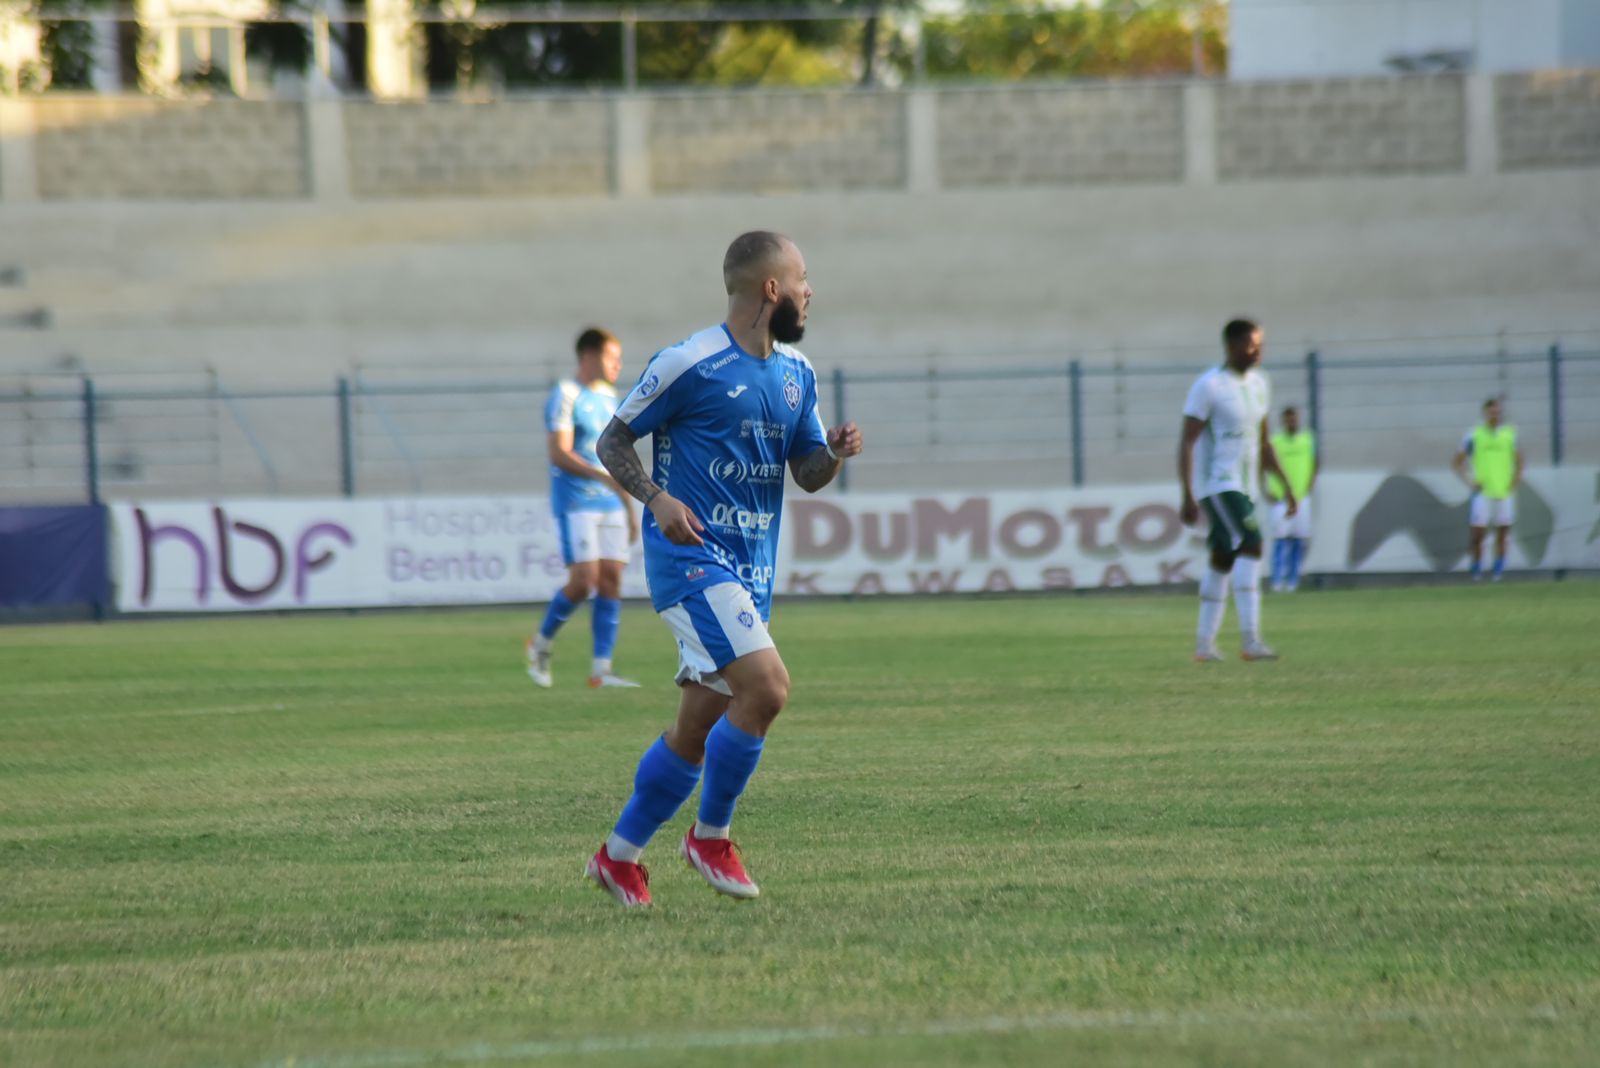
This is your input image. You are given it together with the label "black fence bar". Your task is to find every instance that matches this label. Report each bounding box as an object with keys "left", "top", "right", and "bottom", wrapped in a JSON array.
[
  {"left": 82, "top": 378, "right": 100, "bottom": 505},
  {"left": 337, "top": 378, "right": 355, "bottom": 498},
  {"left": 1549, "top": 343, "right": 1563, "bottom": 466},
  {"left": 832, "top": 366, "right": 849, "bottom": 492},
  {"left": 1068, "top": 359, "right": 1084, "bottom": 488},
  {"left": 1305, "top": 350, "right": 1322, "bottom": 444}
]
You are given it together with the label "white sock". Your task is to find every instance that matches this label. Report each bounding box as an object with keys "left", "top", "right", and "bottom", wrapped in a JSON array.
[
  {"left": 532, "top": 634, "right": 553, "bottom": 654},
  {"left": 1232, "top": 556, "right": 1261, "bottom": 642},
  {"left": 604, "top": 832, "right": 643, "bottom": 863},
  {"left": 591, "top": 658, "right": 612, "bottom": 678},
  {"left": 694, "top": 820, "right": 730, "bottom": 840},
  {"left": 1197, "top": 568, "right": 1230, "bottom": 646}
]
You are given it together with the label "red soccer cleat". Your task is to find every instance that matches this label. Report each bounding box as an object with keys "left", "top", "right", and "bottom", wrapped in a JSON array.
[
  {"left": 585, "top": 845, "right": 652, "bottom": 908},
  {"left": 680, "top": 828, "right": 760, "bottom": 899}
]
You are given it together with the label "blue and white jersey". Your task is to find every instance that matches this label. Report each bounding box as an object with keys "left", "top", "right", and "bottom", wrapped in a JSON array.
[
  {"left": 545, "top": 378, "right": 624, "bottom": 516},
  {"left": 615, "top": 324, "right": 830, "bottom": 618}
]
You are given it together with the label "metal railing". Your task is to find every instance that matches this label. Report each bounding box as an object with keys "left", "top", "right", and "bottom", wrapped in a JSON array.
[{"left": 3, "top": 346, "right": 1595, "bottom": 504}]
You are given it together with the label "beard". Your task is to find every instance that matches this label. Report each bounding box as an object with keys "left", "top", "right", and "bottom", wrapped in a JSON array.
[{"left": 770, "top": 296, "right": 806, "bottom": 344}]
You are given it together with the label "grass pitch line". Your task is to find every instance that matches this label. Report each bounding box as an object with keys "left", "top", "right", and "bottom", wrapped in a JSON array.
[{"left": 262, "top": 1005, "right": 1563, "bottom": 1067}]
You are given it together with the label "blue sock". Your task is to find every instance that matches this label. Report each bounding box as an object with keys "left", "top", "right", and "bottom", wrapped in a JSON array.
[
  {"left": 1271, "top": 539, "right": 1288, "bottom": 586},
  {"left": 699, "top": 717, "right": 765, "bottom": 829},
  {"left": 613, "top": 736, "right": 702, "bottom": 849},
  {"left": 1471, "top": 557, "right": 1483, "bottom": 577},
  {"left": 1493, "top": 555, "right": 1506, "bottom": 577},
  {"left": 1288, "top": 539, "right": 1305, "bottom": 584},
  {"left": 538, "top": 590, "right": 578, "bottom": 641},
  {"left": 591, "top": 597, "right": 621, "bottom": 661}
]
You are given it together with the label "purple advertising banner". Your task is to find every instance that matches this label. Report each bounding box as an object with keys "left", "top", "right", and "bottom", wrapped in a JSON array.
[{"left": 0, "top": 505, "right": 109, "bottom": 609}]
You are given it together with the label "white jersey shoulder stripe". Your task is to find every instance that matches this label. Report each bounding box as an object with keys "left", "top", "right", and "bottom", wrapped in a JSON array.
[
  {"left": 616, "top": 325, "right": 734, "bottom": 424},
  {"left": 772, "top": 342, "right": 815, "bottom": 376},
  {"left": 549, "top": 379, "right": 581, "bottom": 430}
]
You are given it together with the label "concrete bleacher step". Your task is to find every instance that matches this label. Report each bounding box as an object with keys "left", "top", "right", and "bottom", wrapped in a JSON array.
[{"left": 0, "top": 267, "right": 53, "bottom": 329}]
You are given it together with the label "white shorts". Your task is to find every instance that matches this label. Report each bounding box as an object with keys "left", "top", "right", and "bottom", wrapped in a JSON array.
[
  {"left": 658, "top": 582, "right": 776, "bottom": 697},
  {"left": 556, "top": 509, "right": 629, "bottom": 566},
  {"left": 1270, "top": 496, "right": 1313, "bottom": 540},
  {"left": 1470, "top": 494, "right": 1514, "bottom": 529}
]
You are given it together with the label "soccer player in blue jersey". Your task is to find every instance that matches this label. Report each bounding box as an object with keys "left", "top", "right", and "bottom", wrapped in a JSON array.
[
  {"left": 583, "top": 231, "right": 864, "bottom": 907},
  {"left": 526, "top": 327, "right": 642, "bottom": 690}
]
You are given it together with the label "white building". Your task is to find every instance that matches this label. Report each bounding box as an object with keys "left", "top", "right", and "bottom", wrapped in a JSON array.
[{"left": 1230, "top": 0, "right": 1600, "bottom": 79}]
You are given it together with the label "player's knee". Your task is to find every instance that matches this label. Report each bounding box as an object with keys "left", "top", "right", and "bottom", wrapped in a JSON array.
[
  {"left": 747, "top": 664, "right": 790, "bottom": 719},
  {"left": 596, "top": 575, "right": 622, "bottom": 599}
]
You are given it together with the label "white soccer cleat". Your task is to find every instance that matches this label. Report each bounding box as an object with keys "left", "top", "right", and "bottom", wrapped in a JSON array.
[
  {"left": 588, "top": 673, "right": 641, "bottom": 689},
  {"left": 1240, "top": 639, "right": 1279, "bottom": 661},
  {"left": 1193, "top": 644, "right": 1225, "bottom": 663},
  {"left": 526, "top": 640, "right": 553, "bottom": 688}
]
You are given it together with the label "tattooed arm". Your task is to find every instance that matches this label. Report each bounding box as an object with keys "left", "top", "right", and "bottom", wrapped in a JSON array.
[
  {"left": 597, "top": 417, "right": 703, "bottom": 546},
  {"left": 596, "top": 418, "right": 658, "bottom": 504},
  {"left": 789, "top": 421, "right": 864, "bottom": 493},
  {"left": 790, "top": 448, "right": 843, "bottom": 493}
]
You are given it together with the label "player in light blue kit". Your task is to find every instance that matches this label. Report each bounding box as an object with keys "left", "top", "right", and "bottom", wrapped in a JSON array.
[
  {"left": 526, "top": 327, "right": 641, "bottom": 690},
  {"left": 584, "top": 232, "right": 864, "bottom": 907}
]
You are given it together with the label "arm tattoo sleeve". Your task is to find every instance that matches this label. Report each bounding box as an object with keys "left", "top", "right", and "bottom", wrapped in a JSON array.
[
  {"left": 790, "top": 447, "right": 842, "bottom": 493},
  {"left": 597, "top": 419, "right": 663, "bottom": 504}
]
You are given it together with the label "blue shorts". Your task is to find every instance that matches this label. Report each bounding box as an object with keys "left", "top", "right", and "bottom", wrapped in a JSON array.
[{"left": 658, "top": 582, "right": 776, "bottom": 695}]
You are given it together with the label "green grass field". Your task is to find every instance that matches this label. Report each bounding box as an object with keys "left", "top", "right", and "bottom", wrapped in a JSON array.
[{"left": 3, "top": 583, "right": 1598, "bottom": 1067}]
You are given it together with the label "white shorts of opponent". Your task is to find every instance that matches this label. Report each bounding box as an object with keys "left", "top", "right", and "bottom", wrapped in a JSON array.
[
  {"left": 1270, "top": 495, "right": 1313, "bottom": 540},
  {"left": 1469, "top": 494, "right": 1515, "bottom": 529},
  {"left": 659, "top": 582, "right": 776, "bottom": 697},
  {"left": 557, "top": 509, "right": 630, "bottom": 566}
]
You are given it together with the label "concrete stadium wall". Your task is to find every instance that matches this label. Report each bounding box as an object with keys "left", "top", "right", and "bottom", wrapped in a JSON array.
[
  {"left": 1, "top": 72, "right": 1598, "bottom": 500},
  {"left": 1497, "top": 70, "right": 1600, "bottom": 170},
  {"left": 27, "top": 97, "right": 308, "bottom": 200},
  {"left": 4, "top": 72, "right": 1598, "bottom": 202},
  {"left": 1216, "top": 77, "right": 1466, "bottom": 179},
  {"left": 343, "top": 98, "right": 612, "bottom": 198}
]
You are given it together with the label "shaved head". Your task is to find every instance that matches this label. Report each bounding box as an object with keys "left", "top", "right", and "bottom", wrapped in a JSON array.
[{"left": 723, "top": 231, "right": 792, "bottom": 296}]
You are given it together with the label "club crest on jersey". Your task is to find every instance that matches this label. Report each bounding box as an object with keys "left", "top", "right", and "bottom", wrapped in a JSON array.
[
  {"left": 737, "top": 610, "right": 756, "bottom": 629},
  {"left": 782, "top": 373, "right": 801, "bottom": 411}
]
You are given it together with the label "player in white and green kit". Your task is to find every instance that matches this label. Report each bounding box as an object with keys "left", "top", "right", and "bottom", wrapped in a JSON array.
[
  {"left": 1178, "top": 319, "right": 1299, "bottom": 662},
  {"left": 1451, "top": 397, "right": 1524, "bottom": 581}
]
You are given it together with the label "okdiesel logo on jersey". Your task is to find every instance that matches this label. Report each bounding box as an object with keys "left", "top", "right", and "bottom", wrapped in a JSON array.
[
  {"left": 708, "top": 502, "right": 776, "bottom": 536},
  {"left": 636, "top": 373, "right": 660, "bottom": 398},
  {"left": 707, "top": 457, "right": 786, "bottom": 485}
]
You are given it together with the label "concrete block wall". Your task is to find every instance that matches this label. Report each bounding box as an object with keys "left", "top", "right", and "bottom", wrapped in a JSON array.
[
  {"left": 4, "top": 72, "right": 1599, "bottom": 206},
  {"left": 343, "top": 98, "right": 611, "bottom": 197},
  {"left": 31, "top": 97, "right": 308, "bottom": 199},
  {"left": 1497, "top": 70, "right": 1600, "bottom": 169},
  {"left": 647, "top": 92, "right": 904, "bottom": 194},
  {"left": 937, "top": 85, "right": 1184, "bottom": 187},
  {"left": 1217, "top": 76, "right": 1466, "bottom": 179}
]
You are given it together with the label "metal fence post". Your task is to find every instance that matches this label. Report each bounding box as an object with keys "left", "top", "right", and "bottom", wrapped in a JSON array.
[
  {"left": 622, "top": 12, "right": 638, "bottom": 91},
  {"left": 337, "top": 376, "right": 355, "bottom": 498},
  {"left": 1068, "top": 360, "right": 1084, "bottom": 488},
  {"left": 81, "top": 376, "right": 100, "bottom": 505},
  {"left": 1305, "top": 350, "right": 1321, "bottom": 441},
  {"left": 832, "top": 366, "right": 849, "bottom": 491},
  {"left": 1548, "top": 343, "right": 1563, "bottom": 466}
]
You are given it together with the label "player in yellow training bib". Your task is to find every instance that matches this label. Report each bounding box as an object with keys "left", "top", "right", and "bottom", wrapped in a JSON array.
[
  {"left": 1451, "top": 397, "right": 1524, "bottom": 582},
  {"left": 1265, "top": 405, "right": 1317, "bottom": 592}
]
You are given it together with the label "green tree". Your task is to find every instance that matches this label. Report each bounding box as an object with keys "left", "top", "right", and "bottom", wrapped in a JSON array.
[{"left": 922, "top": 1, "right": 1227, "bottom": 81}]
